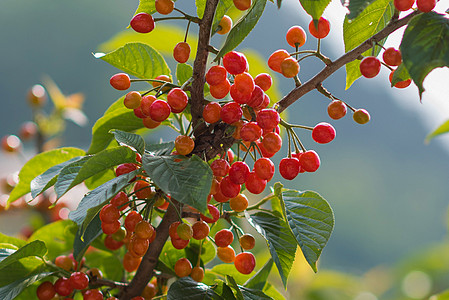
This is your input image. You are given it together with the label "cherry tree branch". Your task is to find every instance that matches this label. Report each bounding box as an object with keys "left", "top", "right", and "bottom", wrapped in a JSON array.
[{"left": 275, "top": 10, "right": 421, "bottom": 113}]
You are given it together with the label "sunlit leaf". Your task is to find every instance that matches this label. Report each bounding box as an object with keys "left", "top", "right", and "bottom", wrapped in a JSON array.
[
  {"left": 0, "top": 272, "right": 53, "bottom": 300},
  {"left": 426, "top": 119, "right": 449, "bottom": 143},
  {"left": 299, "top": 0, "right": 331, "bottom": 20},
  {"left": 110, "top": 129, "right": 145, "bottom": 155},
  {"left": 0, "top": 241, "right": 47, "bottom": 270}
]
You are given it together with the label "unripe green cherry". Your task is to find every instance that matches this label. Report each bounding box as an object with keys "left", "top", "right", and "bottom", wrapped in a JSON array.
[
  {"left": 353, "top": 109, "right": 370, "bottom": 124},
  {"left": 177, "top": 222, "right": 193, "bottom": 240}
]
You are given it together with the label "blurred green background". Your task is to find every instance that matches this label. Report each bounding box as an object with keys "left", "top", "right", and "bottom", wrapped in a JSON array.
[{"left": 1, "top": 0, "right": 449, "bottom": 299}]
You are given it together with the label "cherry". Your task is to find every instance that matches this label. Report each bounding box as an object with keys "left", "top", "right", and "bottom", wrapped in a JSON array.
[
  {"left": 27, "top": 84, "right": 46, "bottom": 107},
  {"left": 230, "top": 193, "right": 249, "bottom": 212},
  {"left": 142, "top": 282, "right": 157, "bottom": 299},
  {"left": 210, "top": 177, "right": 220, "bottom": 195},
  {"left": 217, "top": 15, "right": 233, "bottom": 34},
  {"left": 123, "top": 252, "right": 142, "bottom": 272},
  {"left": 312, "top": 122, "right": 336, "bottom": 144},
  {"left": 69, "top": 272, "right": 89, "bottom": 290},
  {"left": 417, "top": 0, "right": 436, "bottom": 12},
  {"left": 175, "top": 258, "right": 193, "bottom": 277},
  {"left": 221, "top": 102, "right": 243, "bottom": 124},
  {"left": 19, "top": 121, "right": 38, "bottom": 140},
  {"left": 175, "top": 135, "right": 195, "bottom": 156},
  {"left": 327, "top": 100, "right": 347, "bottom": 120},
  {"left": 124, "top": 91, "right": 142, "bottom": 109},
  {"left": 230, "top": 84, "right": 251, "bottom": 104},
  {"left": 353, "top": 108, "right": 370, "bottom": 124},
  {"left": 54, "top": 277, "right": 74, "bottom": 296},
  {"left": 84, "top": 289, "right": 103, "bottom": 300},
  {"left": 140, "top": 95, "right": 157, "bottom": 117},
  {"left": 171, "top": 236, "right": 190, "bottom": 249},
  {"left": 101, "top": 219, "right": 121, "bottom": 234},
  {"left": 239, "top": 234, "right": 256, "bottom": 250},
  {"left": 167, "top": 88, "right": 188, "bottom": 113},
  {"left": 210, "top": 159, "right": 230, "bottom": 177},
  {"left": 359, "top": 57, "right": 381, "bottom": 78},
  {"left": 173, "top": 42, "right": 191, "bottom": 63},
  {"left": 109, "top": 73, "right": 131, "bottom": 91},
  {"left": 256, "top": 140, "right": 275, "bottom": 158},
  {"left": 125, "top": 211, "right": 143, "bottom": 232},
  {"left": 155, "top": 0, "right": 175, "bottom": 14},
  {"left": 234, "top": 252, "right": 256, "bottom": 274},
  {"left": 240, "top": 122, "right": 262, "bottom": 142},
  {"left": 55, "top": 255, "right": 74, "bottom": 271},
  {"left": 206, "top": 65, "right": 227, "bottom": 85},
  {"left": 111, "top": 191, "right": 129, "bottom": 210},
  {"left": 268, "top": 49, "right": 290, "bottom": 73},
  {"left": 222, "top": 51, "right": 248, "bottom": 75},
  {"left": 134, "top": 106, "right": 146, "bottom": 119},
  {"left": 115, "top": 163, "right": 137, "bottom": 177},
  {"left": 134, "top": 220, "right": 155, "bottom": 240},
  {"left": 217, "top": 245, "right": 236, "bottom": 263},
  {"left": 254, "top": 73, "right": 272, "bottom": 91},
  {"left": 87, "top": 268, "right": 103, "bottom": 279},
  {"left": 229, "top": 161, "right": 250, "bottom": 184},
  {"left": 389, "top": 70, "right": 411, "bottom": 88},
  {"left": 299, "top": 150, "right": 320, "bottom": 172},
  {"left": 245, "top": 172, "right": 267, "bottom": 194},
  {"left": 254, "top": 157, "right": 275, "bottom": 181},
  {"left": 130, "top": 236, "right": 150, "bottom": 257},
  {"left": 169, "top": 221, "right": 182, "bottom": 239},
  {"left": 143, "top": 117, "right": 161, "bottom": 129},
  {"left": 203, "top": 102, "right": 221, "bottom": 123},
  {"left": 100, "top": 204, "right": 120, "bottom": 223},
  {"left": 130, "top": 13, "right": 155, "bottom": 33},
  {"left": 36, "top": 281, "right": 56, "bottom": 300},
  {"left": 394, "top": 0, "right": 415, "bottom": 10},
  {"left": 177, "top": 222, "right": 193, "bottom": 240},
  {"left": 215, "top": 229, "right": 234, "bottom": 247},
  {"left": 192, "top": 220, "right": 210, "bottom": 240},
  {"left": 255, "top": 93, "right": 270, "bottom": 110},
  {"left": 286, "top": 26, "right": 307, "bottom": 47},
  {"left": 247, "top": 85, "right": 265, "bottom": 108},
  {"left": 261, "top": 132, "right": 282, "bottom": 154},
  {"left": 308, "top": 17, "right": 331, "bottom": 39},
  {"left": 111, "top": 227, "right": 126, "bottom": 242},
  {"left": 152, "top": 75, "right": 172, "bottom": 90},
  {"left": 104, "top": 234, "right": 124, "bottom": 250},
  {"left": 134, "top": 180, "right": 153, "bottom": 199},
  {"left": 191, "top": 266, "right": 205, "bottom": 282},
  {"left": 233, "top": 0, "right": 252, "bottom": 10},
  {"left": 281, "top": 57, "right": 300, "bottom": 78},
  {"left": 220, "top": 176, "right": 241, "bottom": 198},
  {"left": 1, "top": 135, "right": 21, "bottom": 153},
  {"left": 279, "top": 157, "right": 300, "bottom": 180},
  {"left": 200, "top": 204, "right": 220, "bottom": 223},
  {"left": 149, "top": 99, "right": 171, "bottom": 122},
  {"left": 382, "top": 47, "right": 402, "bottom": 66},
  {"left": 234, "top": 72, "right": 255, "bottom": 96},
  {"left": 210, "top": 78, "right": 231, "bottom": 99},
  {"left": 256, "top": 109, "right": 280, "bottom": 131}
]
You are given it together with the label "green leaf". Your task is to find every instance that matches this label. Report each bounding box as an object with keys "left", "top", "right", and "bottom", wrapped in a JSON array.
[
  {"left": 28, "top": 220, "right": 75, "bottom": 261},
  {"left": 176, "top": 63, "right": 193, "bottom": 86},
  {"left": 214, "top": 280, "right": 237, "bottom": 300},
  {"left": 167, "top": 277, "right": 219, "bottom": 300},
  {"left": 0, "top": 272, "right": 52, "bottom": 300},
  {"left": 196, "top": 0, "right": 206, "bottom": 18},
  {"left": 226, "top": 275, "right": 245, "bottom": 300},
  {"left": 146, "top": 141, "right": 175, "bottom": 155},
  {"left": 7, "top": 147, "right": 85, "bottom": 204},
  {"left": 0, "top": 257, "right": 46, "bottom": 286},
  {"left": 343, "top": 0, "right": 394, "bottom": 89},
  {"left": 73, "top": 214, "right": 103, "bottom": 262},
  {"left": 400, "top": 12, "right": 449, "bottom": 97},
  {"left": 0, "top": 241, "right": 47, "bottom": 270},
  {"left": 345, "top": 0, "right": 378, "bottom": 20},
  {"left": 55, "top": 146, "right": 136, "bottom": 198},
  {"left": 299, "top": 0, "right": 331, "bottom": 20},
  {"left": 239, "top": 286, "right": 273, "bottom": 300},
  {"left": 248, "top": 212, "right": 297, "bottom": 288},
  {"left": 96, "top": 42, "right": 171, "bottom": 80},
  {"left": 209, "top": 264, "right": 253, "bottom": 284},
  {"left": 212, "top": 0, "right": 234, "bottom": 33},
  {"left": 84, "top": 169, "right": 116, "bottom": 190},
  {"left": 142, "top": 155, "right": 212, "bottom": 213},
  {"left": 110, "top": 129, "right": 145, "bottom": 155},
  {"left": 0, "top": 233, "right": 26, "bottom": 248},
  {"left": 244, "top": 259, "right": 273, "bottom": 290},
  {"left": 391, "top": 63, "right": 411, "bottom": 87},
  {"left": 263, "top": 283, "right": 286, "bottom": 300},
  {"left": 69, "top": 170, "right": 137, "bottom": 228},
  {"left": 85, "top": 248, "right": 123, "bottom": 281},
  {"left": 215, "top": 0, "right": 268, "bottom": 60},
  {"left": 426, "top": 119, "right": 449, "bottom": 143},
  {"left": 87, "top": 101, "right": 145, "bottom": 154},
  {"left": 30, "top": 156, "right": 84, "bottom": 198},
  {"left": 281, "top": 190, "right": 334, "bottom": 272}
]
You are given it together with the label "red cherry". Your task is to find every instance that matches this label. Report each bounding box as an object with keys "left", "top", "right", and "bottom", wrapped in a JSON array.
[
  {"left": 167, "top": 88, "right": 188, "bottom": 113},
  {"left": 210, "top": 78, "right": 231, "bottom": 99},
  {"left": 417, "top": 0, "right": 436, "bottom": 12},
  {"left": 312, "top": 122, "right": 336, "bottom": 144},
  {"left": 130, "top": 13, "right": 155, "bottom": 33},
  {"left": 246, "top": 86, "right": 265, "bottom": 108},
  {"left": 83, "top": 289, "right": 103, "bottom": 300},
  {"left": 359, "top": 57, "right": 381, "bottom": 78},
  {"left": 203, "top": 102, "right": 221, "bottom": 123},
  {"left": 279, "top": 157, "right": 300, "bottom": 180},
  {"left": 327, "top": 100, "right": 347, "bottom": 120},
  {"left": 240, "top": 122, "right": 262, "bottom": 142},
  {"left": 220, "top": 176, "right": 241, "bottom": 198},
  {"left": 104, "top": 234, "right": 124, "bottom": 250},
  {"left": 200, "top": 204, "right": 220, "bottom": 223},
  {"left": 115, "top": 163, "right": 137, "bottom": 177},
  {"left": 149, "top": 100, "right": 171, "bottom": 122},
  {"left": 382, "top": 47, "right": 402, "bottom": 66},
  {"left": 389, "top": 70, "right": 412, "bottom": 88},
  {"left": 173, "top": 42, "right": 191, "bottom": 63},
  {"left": 299, "top": 150, "right": 320, "bottom": 172},
  {"left": 256, "top": 109, "right": 280, "bottom": 131},
  {"left": 210, "top": 159, "right": 230, "bottom": 177},
  {"left": 254, "top": 157, "right": 275, "bottom": 181},
  {"left": 245, "top": 172, "right": 267, "bottom": 194},
  {"left": 228, "top": 161, "right": 250, "bottom": 184},
  {"left": 69, "top": 272, "right": 89, "bottom": 290},
  {"left": 99, "top": 204, "right": 120, "bottom": 223},
  {"left": 222, "top": 51, "right": 248, "bottom": 75},
  {"left": 36, "top": 281, "right": 56, "bottom": 300},
  {"left": 234, "top": 252, "right": 256, "bottom": 274},
  {"left": 214, "top": 229, "right": 234, "bottom": 247},
  {"left": 206, "top": 65, "right": 228, "bottom": 85},
  {"left": 230, "top": 84, "right": 251, "bottom": 104},
  {"left": 54, "top": 277, "right": 74, "bottom": 297},
  {"left": 308, "top": 17, "right": 330, "bottom": 39},
  {"left": 214, "top": 188, "right": 231, "bottom": 203},
  {"left": 394, "top": 0, "right": 415, "bottom": 10},
  {"left": 254, "top": 73, "right": 272, "bottom": 91},
  {"left": 124, "top": 211, "right": 143, "bottom": 232},
  {"left": 101, "top": 219, "right": 121, "bottom": 235},
  {"left": 110, "top": 191, "right": 129, "bottom": 210},
  {"left": 110, "top": 73, "right": 131, "bottom": 90},
  {"left": 221, "top": 102, "right": 243, "bottom": 124},
  {"left": 140, "top": 95, "right": 157, "bottom": 117},
  {"left": 261, "top": 132, "right": 282, "bottom": 154}
]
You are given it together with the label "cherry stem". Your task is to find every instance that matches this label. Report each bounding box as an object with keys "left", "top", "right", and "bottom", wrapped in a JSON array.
[
  {"left": 290, "top": 129, "right": 307, "bottom": 152},
  {"left": 381, "top": 61, "right": 394, "bottom": 71},
  {"left": 286, "top": 128, "right": 292, "bottom": 158},
  {"left": 184, "top": 20, "right": 191, "bottom": 43},
  {"left": 245, "top": 194, "right": 276, "bottom": 211}
]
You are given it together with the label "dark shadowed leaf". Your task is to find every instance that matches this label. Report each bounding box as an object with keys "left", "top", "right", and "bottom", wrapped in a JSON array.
[
  {"left": 146, "top": 141, "right": 175, "bottom": 155},
  {"left": 0, "top": 272, "right": 53, "bottom": 300},
  {"left": 391, "top": 63, "right": 411, "bottom": 87},
  {"left": 73, "top": 214, "right": 103, "bottom": 262},
  {"left": 167, "top": 277, "right": 219, "bottom": 300},
  {"left": 244, "top": 258, "right": 274, "bottom": 290},
  {"left": 345, "top": 0, "right": 378, "bottom": 20}
]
